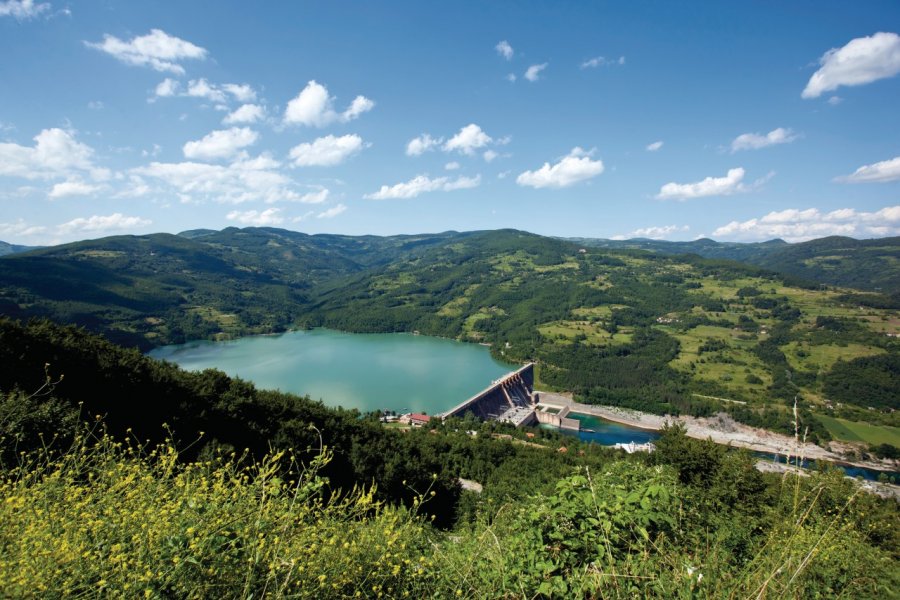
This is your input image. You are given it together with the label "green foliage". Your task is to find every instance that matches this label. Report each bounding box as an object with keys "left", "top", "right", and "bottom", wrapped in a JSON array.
[{"left": 823, "top": 354, "right": 900, "bottom": 411}]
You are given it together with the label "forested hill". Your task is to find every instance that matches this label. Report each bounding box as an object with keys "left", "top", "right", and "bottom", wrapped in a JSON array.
[
  {"left": 1, "top": 227, "right": 899, "bottom": 444},
  {"left": 0, "top": 240, "right": 39, "bottom": 257},
  {"left": 572, "top": 235, "right": 900, "bottom": 294},
  {"left": 0, "top": 228, "right": 466, "bottom": 348}
]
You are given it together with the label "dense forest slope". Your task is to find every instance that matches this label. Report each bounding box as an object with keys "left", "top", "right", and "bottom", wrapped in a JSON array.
[
  {"left": 1, "top": 228, "right": 898, "bottom": 447},
  {"left": 0, "top": 240, "right": 39, "bottom": 257},
  {"left": 1, "top": 320, "right": 898, "bottom": 597},
  {"left": 574, "top": 235, "right": 900, "bottom": 294}
]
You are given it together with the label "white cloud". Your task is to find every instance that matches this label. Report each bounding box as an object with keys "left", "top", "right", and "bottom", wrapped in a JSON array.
[
  {"left": 713, "top": 205, "right": 900, "bottom": 242},
  {"left": 226, "top": 208, "right": 284, "bottom": 226},
  {"left": 835, "top": 156, "right": 900, "bottom": 183},
  {"left": 524, "top": 63, "right": 548, "bottom": 82},
  {"left": 317, "top": 203, "right": 348, "bottom": 219},
  {"left": 406, "top": 133, "right": 443, "bottom": 156},
  {"left": 803, "top": 32, "right": 900, "bottom": 99},
  {"left": 288, "top": 134, "right": 365, "bottom": 167},
  {"left": 444, "top": 161, "right": 460, "bottom": 171},
  {"left": 86, "top": 29, "right": 207, "bottom": 75},
  {"left": 283, "top": 80, "right": 374, "bottom": 127},
  {"left": 483, "top": 150, "right": 498, "bottom": 162},
  {"left": 222, "top": 83, "right": 256, "bottom": 103},
  {"left": 828, "top": 96, "right": 843, "bottom": 105},
  {"left": 581, "top": 55, "right": 625, "bottom": 69},
  {"left": 0, "top": 128, "right": 105, "bottom": 181},
  {"left": 87, "top": 100, "right": 104, "bottom": 110},
  {"left": 656, "top": 167, "right": 746, "bottom": 200},
  {"left": 223, "top": 103, "right": 265, "bottom": 125},
  {"left": 615, "top": 224, "right": 689, "bottom": 240},
  {"left": 364, "top": 174, "right": 480, "bottom": 200},
  {"left": 57, "top": 213, "right": 151, "bottom": 235},
  {"left": 186, "top": 78, "right": 228, "bottom": 103},
  {"left": 506, "top": 73, "right": 517, "bottom": 83},
  {"left": 516, "top": 147, "right": 604, "bottom": 189},
  {"left": 343, "top": 95, "right": 375, "bottom": 121},
  {"left": 48, "top": 179, "right": 101, "bottom": 198},
  {"left": 0, "top": 0, "right": 50, "bottom": 19},
  {"left": 496, "top": 40, "right": 514, "bottom": 60},
  {"left": 154, "top": 78, "right": 180, "bottom": 98},
  {"left": 646, "top": 141, "right": 664, "bottom": 152},
  {"left": 730, "top": 127, "right": 798, "bottom": 152},
  {"left": 182, "top": 127, "right": 258, "bottom": 161},
  {"left": 134, "top": 154, "right": 323, "bottom": 204},
  {"left": 443, "top": 124, "right": 492, "bottom": 155},
  {"left": 0, "top": 219, "right": 46, "bottom": 237}
]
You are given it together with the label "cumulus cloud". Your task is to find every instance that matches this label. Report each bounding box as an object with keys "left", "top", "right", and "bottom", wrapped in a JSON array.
[
  {"left": 133, "top": 154, "right": 325, "bottom": 204},
  {"left": 223, "top": 103, "right": 265, "bottom": 125},
  {"left": 182, "top": 127, "right": 259, "bottom": 161},
  {"left": 288, "top": 134, "right": 365, "bottom": 167},
  {"left": 57, "top": 213, "right": 151, "bottom": 235},
  {"left": 154, "top": 78, "right": 180, "bottom": 98},
  {"left": 48, "top": 179, "right": 102, "bottom": 198},
  {"left": 581, "top": 55, "right": 625, "bottom": 69},
  {"left": 516, "top": 147, "right": 604, "bottom": 189},
  {"left": 646, "top": 141, "right": 664, "bottom": 152},
  {"left": 496, "top": 40, "right": 514, "bottom": 60},
  {"left": 0, "top": 219, "right": 46, "bottom": 238},
  {"left": 730, "top": 127, "right": 797, "bottom": 152},
  {"left": 364, "top": 174, "right": 481, "bottom": 200},
  {"left": 803, "top": 32, "right": 900, "bottom": 99},
  {"left": 226, "top": 208, "right": 284, "bottom": 226},
  {"left": 444, "top": 161, "right": 460, "bottom": 171},
  {"left": 656, "top": 167, "right": 747, "bottom": 200},
  {"left": 317, "top": 203, "right": 348, "bottom": 219},
  {"left": 612, "top": 225, "right": 689, "bottom": 240},
  {"left": 713, "top": 205, "right": 900, "bottom": 242},
  {"left": 0, "top": 128, "right": 107, "bottom": 181},
  {"left": 483, "top": 150, "right": 498, "bottom": 162},
  {"left": 186, "top": 78, "right": 227, "bottom": 103},
  {"left": 835, "top": 156, "right": 900, "bottom": 183},
  {"left": 86, "top": 29, "right": 207, "bottom": 75},
  {"left": 283, "top": 80, "right": 374, "bottom": 127},
  {"left": 443, "top": 124, "right": 492, "bottom": 155},
  {"left": 524, "top": 63, "right": 548, "bottom": 82},
  {"left": 0, "top": 0, "right": 50, "bottom": 20},
  {"left": 222, "top": 83, "right": 256, "bottom": 103},
  {"left": 406, "top": 133, "right": 443, "bottom": 156},
  {"left": 506, "top": 73, "right": 517, "bottom": 83}
]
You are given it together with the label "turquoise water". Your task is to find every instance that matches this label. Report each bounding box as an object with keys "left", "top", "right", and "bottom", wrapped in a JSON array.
[
  {"left": 149, "top": 329, "right": 514, "bottom": 414},
  {"left": 561, "top": 413, "right": 661, "bottom": 446}
]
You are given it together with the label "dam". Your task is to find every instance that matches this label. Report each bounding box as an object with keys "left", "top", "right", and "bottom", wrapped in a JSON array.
[{"left": 440, "top": 363, "right": 579, "bottom": 430}]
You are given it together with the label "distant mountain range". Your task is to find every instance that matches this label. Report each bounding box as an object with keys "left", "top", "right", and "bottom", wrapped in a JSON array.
[
  {"left": 0, "top": 240, "right": 40, "bottom": 257},
  {"left": 566, "top": 235, "right": 900, "bottom": 294}
]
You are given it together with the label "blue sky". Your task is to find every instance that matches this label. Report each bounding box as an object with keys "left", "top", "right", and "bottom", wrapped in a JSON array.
[{"left": 1, "top": 0, "right": 899, "bottom": 245}]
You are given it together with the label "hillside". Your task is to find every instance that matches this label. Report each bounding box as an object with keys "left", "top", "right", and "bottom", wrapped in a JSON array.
[
  {"left": 0, "top": 240, "right": 40, "bottom": 257},
  {"left": 1, "top": 319, "right": 897, "bottom": 598},
  {"left": 573, "top": 235, "right": 900, "bottom": 295},
  {"left": 1, "top": 227, "right": 898, "bottom": 448}
]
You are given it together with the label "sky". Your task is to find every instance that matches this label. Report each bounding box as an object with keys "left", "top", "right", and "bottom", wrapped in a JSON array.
[{"left": 1, "top": 1, "right": 899, "bottom": 246}]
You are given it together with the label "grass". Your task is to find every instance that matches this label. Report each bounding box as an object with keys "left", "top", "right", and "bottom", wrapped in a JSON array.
[
  {"left": 782, "top": 342, "right": 885, "bottom": 374},
  {"left": 537, "top": 320, "right": 633, "bottom": 346},
  {"left": 816, "top": 414, "right": 900, "bottom": 446}
]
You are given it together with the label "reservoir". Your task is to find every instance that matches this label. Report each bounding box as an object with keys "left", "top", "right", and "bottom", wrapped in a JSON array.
[{"left": 149, "top": 329, "right": 514, "bottom": 415}]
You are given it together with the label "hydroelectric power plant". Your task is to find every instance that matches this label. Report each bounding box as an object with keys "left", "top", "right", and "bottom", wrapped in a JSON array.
[{"left": 440, "top": 363, "right": 580, "bottom": 431}]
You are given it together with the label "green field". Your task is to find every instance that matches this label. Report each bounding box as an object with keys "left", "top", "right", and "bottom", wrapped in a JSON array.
[{"left": 816, "top": 414, "right": 900, "bottom": 446}]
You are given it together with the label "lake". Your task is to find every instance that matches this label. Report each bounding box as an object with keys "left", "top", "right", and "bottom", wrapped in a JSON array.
[{"left": 149, "top": 329, "right": 515, "bottom": 415}]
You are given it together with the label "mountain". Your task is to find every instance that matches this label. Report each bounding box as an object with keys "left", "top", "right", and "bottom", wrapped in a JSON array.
[
  {"left": 571, "top": 235, "right": 900, "bottom": 294},
  {"left": 1, "top": 227, "right": 897, "bottom": 441},
  {"left": 0, "top": 240, "right": 40, "bottom": 257}
]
